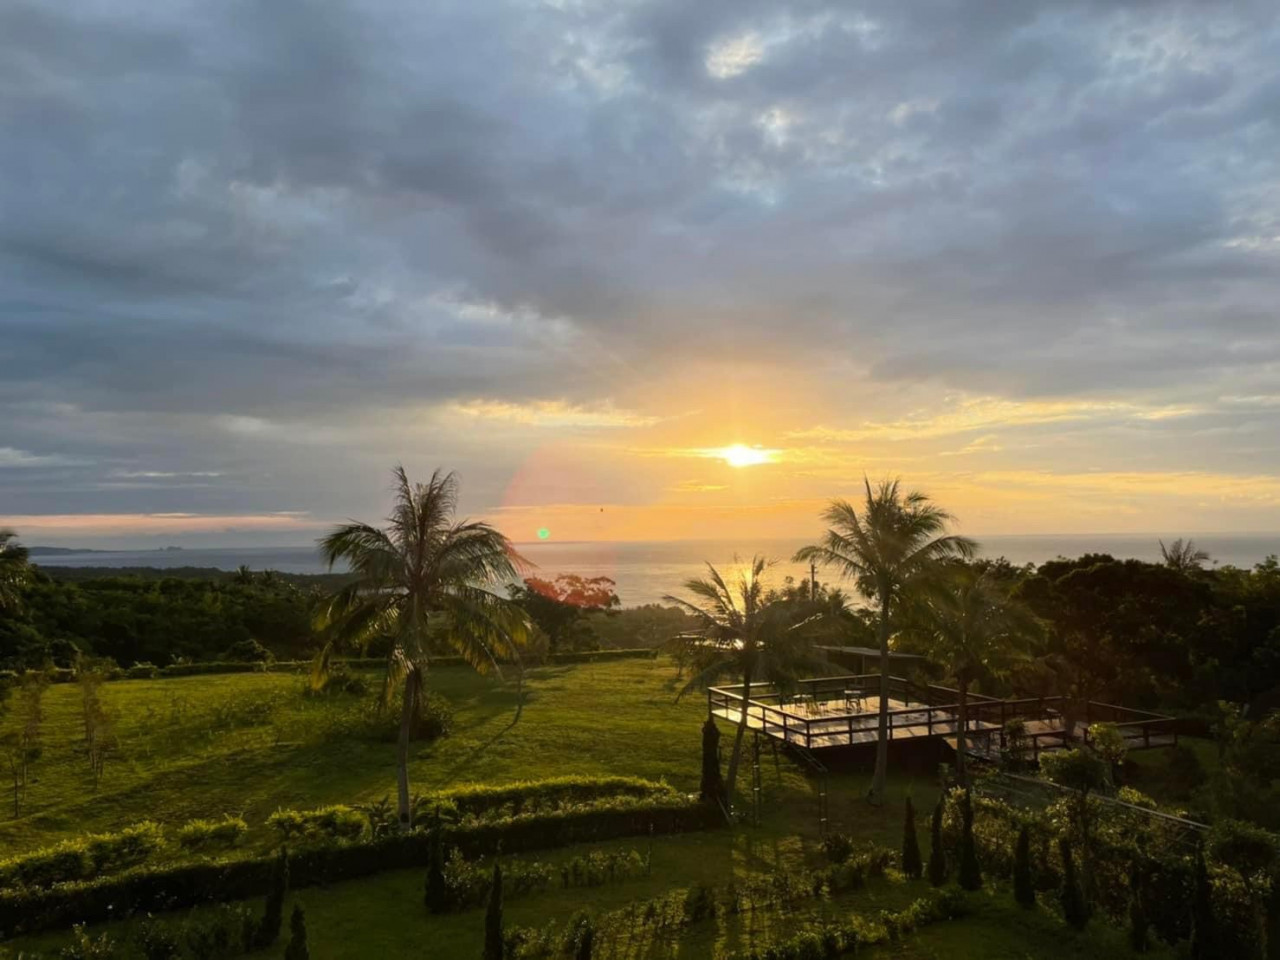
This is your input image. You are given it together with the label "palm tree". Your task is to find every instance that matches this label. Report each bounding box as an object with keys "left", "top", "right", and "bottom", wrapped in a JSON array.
[
  {"left": 0, "top": 529, "right": 30, "bottom": 613},
  {"left": 795, "top": 480, "right": 976, "bottom": 804},
  {"left": 316, "top": 467, "right": 529, "bottom": 830},
  {"left": 900, "top": 567, "right": 1039, "bottom": 785},
  {"left": 1159, "top": 538, "right": 1210, "bottom": 574},
  {"left": 664, "top": 556, "right": 823, "bottom": 816}
]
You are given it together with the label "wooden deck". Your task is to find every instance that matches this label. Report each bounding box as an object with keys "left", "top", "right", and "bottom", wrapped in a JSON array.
[{"left": 708, "top": 674, "right": 1178, "bottom": 758}]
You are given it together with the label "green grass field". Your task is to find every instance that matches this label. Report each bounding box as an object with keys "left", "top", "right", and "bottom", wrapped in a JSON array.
[{"left": 1, "top": 659, "right": 1180, "bottom": 958}]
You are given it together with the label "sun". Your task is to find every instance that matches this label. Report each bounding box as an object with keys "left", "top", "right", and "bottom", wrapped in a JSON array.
[{"left": 717, "top": 444, "right": 778, "bottom": 468}]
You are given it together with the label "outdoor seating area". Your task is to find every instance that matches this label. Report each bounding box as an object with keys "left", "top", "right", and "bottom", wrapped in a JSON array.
[{"left": 707, "top": 674, "right": 1179, "bottom": 759}]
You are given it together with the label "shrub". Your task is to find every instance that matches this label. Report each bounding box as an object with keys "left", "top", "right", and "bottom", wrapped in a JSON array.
[
  {"left": 1190, "top": 847, "right": 1217, "bottom": 958},
  {"left": 252, "top": 849, "right": 289, "bottom": 949},
  {"left": 1167, "top": 743, "right": 1206, "bottom": 793},
  {"left": 183, "top": 904, "right": 251, "bottom": 960},
  {"left": 957, "top": 790, "right": 981, "bottom": 891},
  {"left": 1013, "top": 824, "right": 1035, "bottom": 908},
  {"left": 176, "top": 817, "right": 248, "bottom": 853},
  {"left": 821, "top": 832, "right": 853, "bottom": 865},
  {"left": 927, "top": 801, "right": 947, "bottom": 887},
  {"left": 134, "top": 919, "right": 181, "bottom": 960},
  {"left": 0, "top": 822, "right": 163, "bottom": 889},
  {"left": 902, "top": 797, "right": 922, "bottom": 880},
  {"left": 699, "top": 717, "right": 726, "bottom": 808},
  {"left": 267, "top": 805, "right": 366, "bottom": 843},
  {"left": 285, "top": 905, "right": 309, "bottom": 960},
  {"left": 484, "top": 862, "right": 504, "bottom": 960},
  {"left": 221, "top": 639, "right": 273, "bottom": 663},
  {"left": 1059, "top": 838, "right": 1088, "bottom": 930},
  {"left": 60, "top": 924, "right": 117, "bottom": 960},
  {"left": 425, "top": 822, "right": 450, "bottom": 913},
  {"left": 362, "top": 692, "right": 454, "bottom": 743},
  {"left": 1128, "top": 860, "right": 1149, "bottom": 952},
  {"left": 125, "top": 663, "right": 159, "bottom": 680}
]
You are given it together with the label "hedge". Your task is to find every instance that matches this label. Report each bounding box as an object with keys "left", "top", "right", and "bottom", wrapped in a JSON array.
[
  {"left": 0, "top": 823, "right": 164, "bottom": 890},
  {"left": 0, "top": 796, "right": 718, "bottom": 938},
  {"left": 0, "top": 649, "right": 657, "bottom": 685},
  {"left": 426, "top": 775, "right": 676, "bottom": 819}
]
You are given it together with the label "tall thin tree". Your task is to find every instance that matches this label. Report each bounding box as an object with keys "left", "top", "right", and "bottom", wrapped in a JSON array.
[
  {"left": 316, "top": 467, "right": 529, "bottom": 830},
  {"left": 0, "top": 530, "right": 30, "bottom": 614},
  {"left": 795, "top": 480, "right": 975, "bottom": 803},
  {"left": 665, "top": 556, "right": 823, "bottom": 817}
]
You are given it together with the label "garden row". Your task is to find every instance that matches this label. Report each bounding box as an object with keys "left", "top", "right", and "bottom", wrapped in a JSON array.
[
  {"left": 0, "top": 648, "right": 658, "bottom": 684},
  {"left": 0, "top": 791, "right": 718, "bottom": 937}
]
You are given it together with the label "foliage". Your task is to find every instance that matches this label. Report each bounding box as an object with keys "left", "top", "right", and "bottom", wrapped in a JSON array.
[
  {"left": 1207, "top": 818, "right": 1277, "bottom": 882},
  {"left": 133, "top": 918, "right": 181, "bottom": 960},
  {"left": 794, "top": 479, "right": 976, "bottom": 803},
  {"left": 484, "top": 861, "right": 504, "bottom": 960},
  {"left": 175, "top": 816, "right": 248, "bottom": 853},
  {"left": 957, "top": 789, "right": 982, "bottom": 891},
  {"left": 58, "top": 924, "right": 116, "bottom": 960},
  {"left": 1059, "top": 838, "right": 1088, "bottom": 930},
  {"left": 1088, "top": 722, "right": 1129, "bottom": 778},
  {"left": 902, "top": 796, "right": 922, "bottom": 880},
  {"left": 508, "top": 575, "right": 619, "bottom": 654},
  {"left": 284, "top": 905, "right": 309, "bottom": 960},
  {"left": 424, "top": 816, "right": 450, "bottom": 914},
  {"left": 927, "top": 800, "right": 947, "bottom": 887},
  {"left": 699, "top": 716, "right": 725, "bottom": 808},
  {"left": 221, "top": 638, "right": 274, "bottom": 663},
  {"left": 1014, "top": 824, "right": 1036, "bottom": 908},
  {"left": 1190, "top": 847, "right": 1216, "bottom": 958},
  {"left": 267, "top": 805, "right": 367, "bottom": 844},
  {"left": 1128, "top": 859, "right": 1149, "bottom": 953},
  {"left": 821, "top": 832, "right": 853, "bottom": 866},
  {"left": 0, "top": 822, "right": 163, "bottom": 889},
  {"left": 251, "top": 848, "right": 289, "bottom": 949}
]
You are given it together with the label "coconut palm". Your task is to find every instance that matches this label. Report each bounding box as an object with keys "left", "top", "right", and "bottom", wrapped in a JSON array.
[
  {"left": 900, "top": 567, "right": 1040, "bottom": 785},
  {"left": 316, "top": 467, "right": 529, "bottom": 830},
  {"left": 0, "top": 529, "right": 30, "bottom": 613},
  {"left": 664, "top": 556, "right": 824, "bottom": 817},
  {"left": 795, "top": 480, "right": 976, "bottom": 804},
  {"left": 1159, "top": 538, "right": 1210, "bottom": 574}
]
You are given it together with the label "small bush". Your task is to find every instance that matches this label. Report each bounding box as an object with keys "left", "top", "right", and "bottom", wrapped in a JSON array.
[
  {"left": 284, "top": 905, "right": 309, "bottom": 960},
  {"left": 362, "top": 693, "right": 454, "bottom": 743},
  {"left": 927, "top": 801, "right": 947, "bottom": 887},
  {"left": 0, "top": 822, "right": 163, "bottom": 889},
  {"left": 902, "top": 797, "right": 922, "bottom": 880},
  {"left": 1059, "top": 838, "right": 1088, "bottom": 930},
  {"left": 221, "top": 639, "right": 274, "bottom": 663},
  {"left": 1167, "top": 743, "right": 1206, "bottom": 793},
  {"left": 267, "top": 805, "right": 366, "bottom": 844},
  {"left": 176, "top": 816, "right": 248, "bottom": 853},
  {"left": 1013, "top": 824, "right": 1035, "bottom": 908},
  {"left": 125, "top": 663, "right": 159, "bottom": 680},
  {"left": 60, "top": 924, "right": 117, "bottom": 960},
  {"left": 957, "top": 791, "right": 982, "bottom": 891},
  {"left": 133, "top": 919, "right": 181, "bottom": 960},
  {"left": 821, "top": 833, "right": 853, "bottom": 865}
]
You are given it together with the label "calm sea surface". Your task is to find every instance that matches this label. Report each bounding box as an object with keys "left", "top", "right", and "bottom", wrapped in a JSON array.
[{"left": 32, "top": 535, "right": 1280, "bottom": 607}]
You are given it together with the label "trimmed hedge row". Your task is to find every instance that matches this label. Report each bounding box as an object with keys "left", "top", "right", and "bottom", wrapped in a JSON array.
[
  {"left": 0, "top": 823, "right": 163, "bottom": 890},
  {"left": 428, "top": 775, "right": 676, "bottom": 819},
  {"left": 0, "top": 648, "right": 657, "bottom": 685},
  {"left": 0, "top": 796, "right": 718, "bottom": 938}
]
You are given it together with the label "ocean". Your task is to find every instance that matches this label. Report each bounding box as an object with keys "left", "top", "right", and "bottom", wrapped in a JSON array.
[{"left": 30, "top": 535, "right": 1280, "bottom": 607}]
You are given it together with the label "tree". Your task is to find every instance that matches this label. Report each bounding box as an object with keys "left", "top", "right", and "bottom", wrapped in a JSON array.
[
  {"left": 483, "top": 861, "right": 503, "bottom": 960},
  {"left": 1059, "top": 838, "right": 1088, "bottom": 930},
  {"left": 424, "top": 809, "right": 450, "bottom": 914},
  {"left": 664, "top": 556, "right": 822, "bottom": 816},
  {"left": 1086, "top": 722, "right": 1127, "bottom": 785},
  {"left": 1014, "top": 823, "right": 1035, "bottom": 908},
  {"left": 1128, "top": 858, "right": 1149, "bottom": 952},
  {"left": 957, "top": 789, "right": 982, "bottom": 891},
  {"left": 508, "top": 575, "right": 619, "bottom": 653},
  {"left": 795, "top": 480, "right": 976, "bottom": 804},
  {"left": 316, "top": 467, "right": 529, "bottom": 830},
  {"left": 254, "top": 848, "right": 289, "bottom": 948},
  {"left": 1042, "top": 748, "right": 1108, "bottom": 902},
  {"left": 0, "top": 530, "right": 30, "bottom": 614},
  {"left": 1160, "top": 538, "right": 1210, "bottom": 574},
  {"left": 902, "top": 796, "right": 923, "bottom": 879},
  {"left": 1191, "top": 846, "right": 1217, "bottom": 959},
  {"left": 284, "top": 904, "right": 309, "bottom": 960},
  {"left": 928, "top": 800, "right": 948, "bottom": 887},
  {"left": 900, "top": 567, "right": 1038, "bottom": 786},
  {"left": 699, "top": 716, "right": 726, "bottom": 810}
]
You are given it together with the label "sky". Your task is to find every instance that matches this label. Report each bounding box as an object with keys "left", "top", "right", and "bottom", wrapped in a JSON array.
[{"left": 2, "top": 0, "right": 1280, "bottom": 547}]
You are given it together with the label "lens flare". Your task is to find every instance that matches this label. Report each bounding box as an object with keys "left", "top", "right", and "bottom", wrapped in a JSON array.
[{"left": 536, "top": 527, "right": 551, "bottom": 540}]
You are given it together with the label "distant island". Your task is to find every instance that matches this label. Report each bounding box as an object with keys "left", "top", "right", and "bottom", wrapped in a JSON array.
[{"left": 28, "top": 545, "right": 184, "bottom": 555}]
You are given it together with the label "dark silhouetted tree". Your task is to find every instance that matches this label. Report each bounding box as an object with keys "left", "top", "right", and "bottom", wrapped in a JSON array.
[
  {"left": 1059, "top": 838, "right": 1088, "bottom": 930},
  {"left": 483, "top": 861, "right": 503, "bottom": 960},
  {"left": 958, "top": 790, "right": 982, "bottom": 891},
  {"left": 1014, "top": 824, "right": 1035, "bottom": 908},
  {"left": 902, "top": 796, "right": 922, "bottom": 879},
  {"left": 424, "top": 812, "right": 449, "bottom": 914},
  {"left": 255, "top": 848, "right": 289, "bottom": 948},
  {"left": 1190, "top": 846, "right": 1217, "bottom": 959},
  {"left": 284, "top": 905, "right": 309, "bottom": 960},
  {"left": 699, "top": 716, "right": 726, "bottom": 809}
]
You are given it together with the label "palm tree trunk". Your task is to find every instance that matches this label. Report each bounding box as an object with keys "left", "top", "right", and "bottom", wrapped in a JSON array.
[
  {"left": 724, "top": 673, "right": 752, "bottom": 817},
  {"left": 870, "top": 592, "right": 891, "bottom": 805},
  {"left": 956, "top": 677, "right": 969, "bottom": 787},
  {"left": 397, "top": 665, "right": 422, "bottom": 832}
]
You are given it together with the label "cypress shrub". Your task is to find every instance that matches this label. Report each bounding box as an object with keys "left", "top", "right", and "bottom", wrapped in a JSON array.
[
  {"left": 1059, "top": 838, "right": 1088, "bottom": 930},
  {"left": 253, "top": 848, "right": 289, "bottom": 948},
  {"left": 484, "top": 862, "right": 504, "bottom": 960},
  {"left": 1190, "top": 847, "right": 1216, "bottom": 959},
  {"left": 902, "top": 797, "right": 922, "bottom": 880},
  {"left": 957, "top": 790, "right": 982, "bottom": 891},
  {"left": 285, "top": 904, "right": 309, "bottom": 960},
  {"left": 1013, "top": 824, "right": 1035, "bottom": 909},
  {"left": 927, "top": 801, "right": 947, "bottom": 887},
  {"left": 1128, "top": 861, "right": 1149, "bottom": 953},
  {"left": 425, "top": 816, "right": 450, "bottom": 914},
  {"left": 575, "top": 920, "right": 594, "bottom": 960}
]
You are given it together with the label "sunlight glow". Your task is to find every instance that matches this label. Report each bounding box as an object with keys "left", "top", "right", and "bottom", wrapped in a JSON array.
[{"left": 714, "top": 444, "right": 779, "bottom": 468}]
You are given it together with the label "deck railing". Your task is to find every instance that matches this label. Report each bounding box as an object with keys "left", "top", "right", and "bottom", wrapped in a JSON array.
[{"left": 707, "top": 675, "right": 1177, "bottom": 755}]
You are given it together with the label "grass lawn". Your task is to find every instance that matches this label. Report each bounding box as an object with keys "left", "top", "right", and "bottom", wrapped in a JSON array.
[{"left": 0, "top": 658, "right": 1176, "bottom": 958}]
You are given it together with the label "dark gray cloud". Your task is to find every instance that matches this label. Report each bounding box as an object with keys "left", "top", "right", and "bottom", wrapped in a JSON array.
[{"left": 2, "top": 0, "right": 1279, "bottom": 528}]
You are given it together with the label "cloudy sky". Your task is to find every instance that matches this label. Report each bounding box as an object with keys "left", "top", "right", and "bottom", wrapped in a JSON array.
[{"left": 2, "top": 0, "right": 1279, "bottom": 547}]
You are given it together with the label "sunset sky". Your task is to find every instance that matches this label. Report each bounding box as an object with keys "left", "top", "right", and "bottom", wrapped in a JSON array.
[{"left": 3, "top": 1, "right": 1280, "bottom": 546}]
